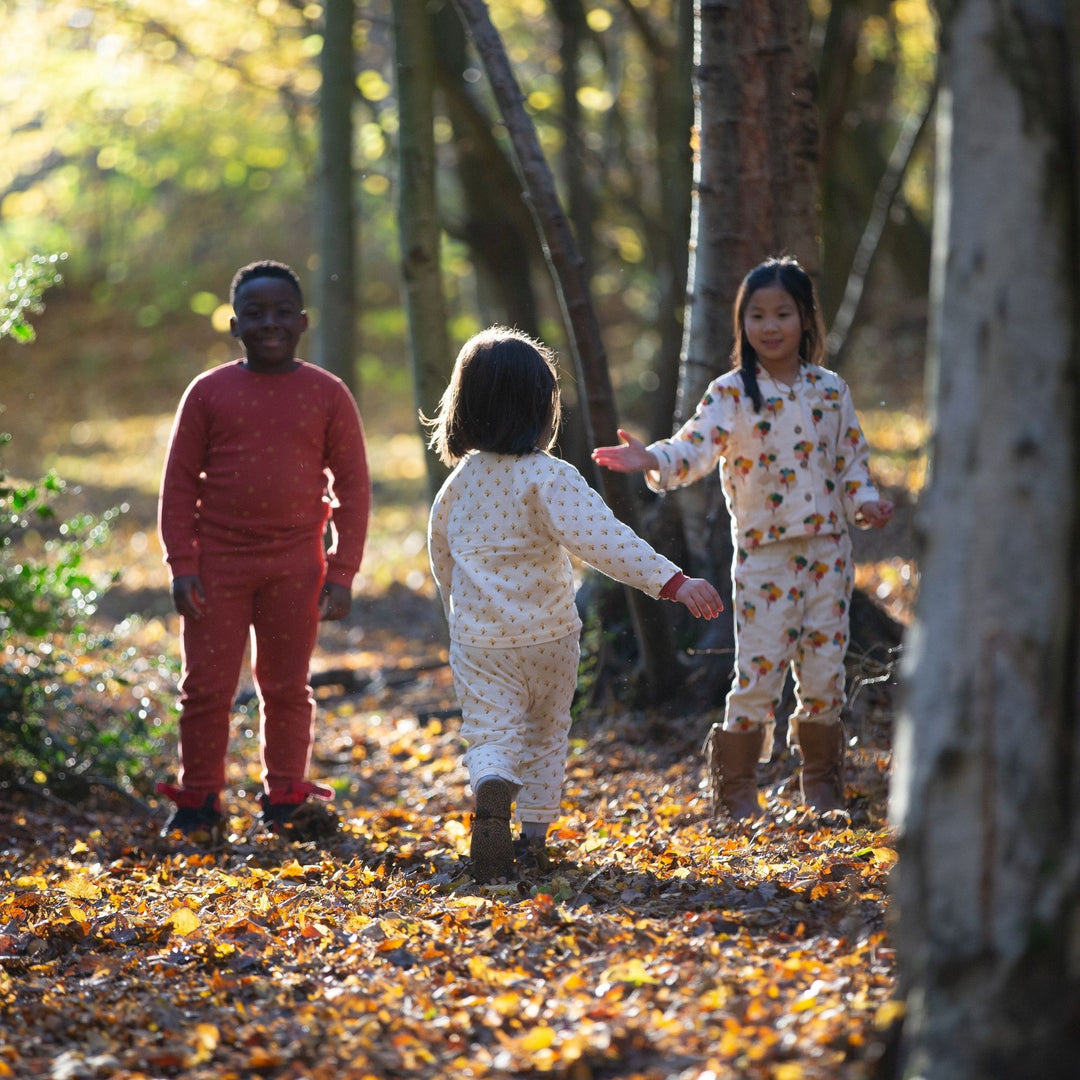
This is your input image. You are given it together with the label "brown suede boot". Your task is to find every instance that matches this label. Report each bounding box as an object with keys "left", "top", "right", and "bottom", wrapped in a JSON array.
[
  {"left": 703, "top": 725, "right": 765, "bottom": 821},
  {"left": 798, "top": 721, "right": 847, "bottom": 813}
]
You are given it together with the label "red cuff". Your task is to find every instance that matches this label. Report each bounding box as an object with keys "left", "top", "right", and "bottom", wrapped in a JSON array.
[{"left": 660, "top": 572, "right": 688, "bottom": 601}]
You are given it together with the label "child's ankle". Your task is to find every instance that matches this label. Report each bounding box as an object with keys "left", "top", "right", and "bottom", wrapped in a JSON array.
[{"left": 520, "top": 820, "right": 549, "bottom": 841}]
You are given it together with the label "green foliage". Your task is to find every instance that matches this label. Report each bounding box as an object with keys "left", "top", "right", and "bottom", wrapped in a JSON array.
[
  {"left": 0, "top": 252, "right": 66, "bottom": 343},
  {"left": 0, "top": 639, "right": 175, "bottom": 798},
  {"left": 0, "top": 253, "right": 169, "bottom": 795}
]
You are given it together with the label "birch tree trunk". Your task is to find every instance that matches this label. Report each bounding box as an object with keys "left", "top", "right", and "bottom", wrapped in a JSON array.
[
  {"left": 393, "top": 0, "right": 453, "bottom": 498},
  {"left": 674, "top": 0, "right": 819, "bottom": 666},
  {"left": 315, "top": 0, "right": 358, "bottom": 396},
  {"left": 890, "top": 2, "right": 1080, "bottom": 1075}
]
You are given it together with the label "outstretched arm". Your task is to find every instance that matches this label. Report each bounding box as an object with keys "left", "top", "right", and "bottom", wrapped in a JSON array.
[{"left": 591, "top": 429, "right": 659, "bottom": 474}]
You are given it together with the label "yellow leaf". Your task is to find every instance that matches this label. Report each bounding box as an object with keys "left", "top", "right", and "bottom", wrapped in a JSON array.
[
  {"left": 61, "top": 876, "right": 102, "bottom": 901},
  {"left": 467, "top": 956, "right": 521, "bottom": 986},
  {"left": 190, "top": 1023, "right": 219, "bottom": 1064},
  {"left": 699, "top": 986, "right": 730, "bottom": 1010},
  {"left": 521, "top": 1026, "right": 557, "bottom": 1052},
  {"left": 449, "top": 895, "right": 487, "bottom": 909},
  {"left": 488, "top": 992, "right": 520, "bottom": 1016},
  {"left": 601, "top": 958, "right": 659, "bottom": 986},
  {"left": 277, "top": 860, "right": 307, "bottom": 879},
  {"left": 875, "top": 999, "right": 906, "bottom": 1028},
  {"left": 70, "top": 840, "right": 89, "bottom": 855},
  {"left": 773, "top": 1064, "right": 805, "bottom": 1079},
  {"left": 861, "top": 847, "right": 899, "bottom": 869},
  {"left": 169, "top": 908, "right": 201, "bottom": 935},
  {"left": 68, "top": 905, "right": 89, "bottom": 924}
]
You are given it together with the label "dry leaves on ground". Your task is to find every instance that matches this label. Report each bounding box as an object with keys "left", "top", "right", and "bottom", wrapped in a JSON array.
[{"left": 1, "top": 644, "right": 901, "bottom": 1080}]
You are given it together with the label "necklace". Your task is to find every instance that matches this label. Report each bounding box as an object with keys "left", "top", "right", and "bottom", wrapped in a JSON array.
[{"left": 762, "top": 367, "right": 800, "bottom": 400}]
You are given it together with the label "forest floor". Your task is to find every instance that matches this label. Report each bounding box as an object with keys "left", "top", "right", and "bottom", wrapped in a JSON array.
[{"left": 0, "top": 306, "right": 923, "bottom": 1079}]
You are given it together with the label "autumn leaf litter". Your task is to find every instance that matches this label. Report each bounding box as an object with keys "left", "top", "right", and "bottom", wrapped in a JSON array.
[{"left": 1, "top": 636, "right": 900, "bottom": 1080}]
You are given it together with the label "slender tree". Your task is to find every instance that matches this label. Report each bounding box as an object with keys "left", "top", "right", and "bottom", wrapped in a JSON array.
[
  {"left": 315, "top": 0, "right": 358, "bottom": 394},
  {"left": 672, "top": 0, "right": 819, "bottom": 668},
  {"left": 890, "top": 2, "right": 1080, "bottom": 1075},
  {"left": 449, "top": 0, "right": 680, "bottom": 700},
  {"left": 393, "top": 0, "right": 453, "bottom": 498}
]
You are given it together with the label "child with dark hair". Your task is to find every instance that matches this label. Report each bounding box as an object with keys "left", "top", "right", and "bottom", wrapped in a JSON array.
[
  {"left": 156, "top": 259, "right": 371, "bottom": 839},
  {"left": 593, "top": 257, "right": 892, "bottom": 821},
  {"left": 425, "top": 326, "right": 723, "bottom": 883}
]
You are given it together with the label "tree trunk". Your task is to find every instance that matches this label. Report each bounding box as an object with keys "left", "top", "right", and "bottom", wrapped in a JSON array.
[
  {"left": 449, "top": 0, "right": 681, "bottom": 701},
  {"left": 432, "top": 6, "right": 544, "bottom": 335},
  {"left": 551, "top": 0, "right": 595, "bottom": 279},
  {"left": 674, "top": 0, "right": 819, "bottom": 670},
  {"left": 315, "top": 0, "right": 358, "bottom": 396},
  {"left": 635, "top": 0, "right": 696, "bottom": 444},
  {"left": 890, "top": 3, "right": 1080, "bottom": 1076},
  {"left": 825, "top": 80, "right": 937, "bottom": 368},
  {"left": 393, "top": 0, "right": 453, "bottom": 499}
]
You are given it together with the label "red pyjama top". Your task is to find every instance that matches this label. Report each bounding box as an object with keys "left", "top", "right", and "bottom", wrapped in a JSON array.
[{"left": 158, "top": 360, "right": 371, "bottom": 587}]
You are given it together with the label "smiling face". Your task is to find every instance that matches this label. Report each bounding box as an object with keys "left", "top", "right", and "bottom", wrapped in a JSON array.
[
  {"left": 742, "top": 284, "right": 806, "bottom": 376},
  {"left": 230, "top": 275, "right": 308, "bottom": 373}
]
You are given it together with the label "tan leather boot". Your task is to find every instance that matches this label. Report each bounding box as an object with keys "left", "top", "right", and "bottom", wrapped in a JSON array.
[
  {"left": 798, "top": 721, "right": 847, "bottom": 813},
  {"left": 704, "top": 726, "right": 765, "bottom": 821}
]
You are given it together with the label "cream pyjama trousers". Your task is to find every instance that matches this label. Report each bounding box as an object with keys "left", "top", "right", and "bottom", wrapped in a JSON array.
[
  {"left": 449, "top": 633, "right": 580, "bottom": 824},
  {"left": 725, "top": 532, "right": 854, "bottom": 757}
]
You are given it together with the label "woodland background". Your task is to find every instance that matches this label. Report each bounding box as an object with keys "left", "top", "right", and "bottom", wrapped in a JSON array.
[{"left": 1, "top": 1, "right": 1077, "bottom": 1079}]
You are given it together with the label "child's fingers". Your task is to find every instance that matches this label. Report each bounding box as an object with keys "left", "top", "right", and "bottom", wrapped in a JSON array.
[{"left": 676, "top": 579, "right": 724, "bottom": 619}]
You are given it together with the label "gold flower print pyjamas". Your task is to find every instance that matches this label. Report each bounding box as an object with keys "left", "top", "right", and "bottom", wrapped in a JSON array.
[{"left": 727, "top": 531, "right": 853, "bottom": 758}]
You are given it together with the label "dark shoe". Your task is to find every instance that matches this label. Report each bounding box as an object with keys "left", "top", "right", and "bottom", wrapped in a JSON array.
[
  {"left": 470, "top": 778, "right": 515, "bottom": 884},
  {"left": 703, "top": 725, "right": 766, "bottom": 821},
  {"left": 157, "top": 785, "right": 223, "bottom": 842},
  {"left": 513, "top": 835, "right": 552, "bottom": 876},
  {"left": 259, "top": 781, "right": 337, "bottom": 839},
  {"left": 798, "top": 721, "right": 847, "bottom": 814}
]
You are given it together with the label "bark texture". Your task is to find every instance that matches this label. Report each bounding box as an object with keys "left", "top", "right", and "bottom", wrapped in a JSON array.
[
  {"left": 673, "top": 0, "right": 819, "bottom": 666},
  {"left": 450, "top": 0, "right": 681, "bottom": 700},
  {"left": 891, "top": 2, "right": 1080, "bottom": 1076},
  {"left": 315, "top": 0, "right": 357, "bottom": 395},
  {"left": 393, "top": 0, "right": 453, "bottom": 497}
]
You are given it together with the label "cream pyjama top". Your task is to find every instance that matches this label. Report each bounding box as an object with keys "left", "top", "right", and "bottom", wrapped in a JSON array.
[
  {"left": 428, "top": 450, "right": 680, "bottom": 649},
  {"left": 645, "top": 364, "right": 881, "bottom": 552}
]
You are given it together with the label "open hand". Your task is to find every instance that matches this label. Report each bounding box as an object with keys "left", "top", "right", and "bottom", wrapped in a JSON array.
[
  {"left": 675, "top": 577, "right": 724, "bottom": 620},
  {"left": 591, "top": 429, "right": 658, "bottom": 474}
]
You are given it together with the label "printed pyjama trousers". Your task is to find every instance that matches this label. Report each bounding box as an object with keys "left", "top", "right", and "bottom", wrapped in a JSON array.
[
  {"left": 725, "top": 532, "right": 853, "bottom": 757},
  {"left": 176, "top": 535, "right": 325, "bottom": 799},
  {"left": 449, "top": 633, "right": 580, "bottom": 824}
]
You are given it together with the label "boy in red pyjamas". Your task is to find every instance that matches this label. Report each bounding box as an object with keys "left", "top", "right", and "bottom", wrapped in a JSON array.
[{"left": 156, "top": 260, "right": 370, "bottom": 838}]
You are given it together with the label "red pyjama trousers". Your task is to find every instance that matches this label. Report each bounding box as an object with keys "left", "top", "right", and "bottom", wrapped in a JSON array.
[{"left": 175, "top": 535, "right": 325, "bottom": 799}]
